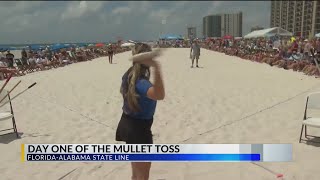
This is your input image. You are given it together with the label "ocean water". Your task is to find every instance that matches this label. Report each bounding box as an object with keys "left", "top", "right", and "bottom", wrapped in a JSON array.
[{"left": 0, "top": 42, "right": 109, "bottom": 51}]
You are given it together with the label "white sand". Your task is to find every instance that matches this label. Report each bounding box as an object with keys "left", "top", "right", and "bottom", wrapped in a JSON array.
[{"left": 1, "top": 48, "right": 320, "bottom": 180}]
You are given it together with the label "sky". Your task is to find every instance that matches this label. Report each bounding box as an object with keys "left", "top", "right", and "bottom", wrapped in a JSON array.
[{"left": 0, "top": 1, "right": 271, "bottom": 44}]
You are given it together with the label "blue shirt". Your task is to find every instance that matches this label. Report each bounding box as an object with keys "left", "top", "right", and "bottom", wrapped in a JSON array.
[{"left": 121, "top": 73, "right": 157, "bottom": 120}]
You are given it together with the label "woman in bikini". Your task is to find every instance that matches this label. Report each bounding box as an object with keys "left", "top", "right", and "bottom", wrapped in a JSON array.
[{"left": 116, "top": 43, "right": 165, "bottom": 180}]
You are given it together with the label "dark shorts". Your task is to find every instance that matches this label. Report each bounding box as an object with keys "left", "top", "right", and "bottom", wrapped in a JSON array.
[{"left": 116, "top": 113, "right": 153, "bottom": 144}]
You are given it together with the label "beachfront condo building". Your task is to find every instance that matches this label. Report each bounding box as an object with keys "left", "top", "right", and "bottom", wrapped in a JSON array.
[
  {"left": 203, "top": 12, "right": 243, "bottom": 38},
  {"left": 203, "top": 15, "right": 222, "bottom": 38},
  {"left": 220, "top": 12, "right": 243, "bottom": 37},
  {"left": 187, "top": 27, "right": 197, "bottom": 40},
  {"left": 270, "top": 1, "right": 320, "bottom": 38}
]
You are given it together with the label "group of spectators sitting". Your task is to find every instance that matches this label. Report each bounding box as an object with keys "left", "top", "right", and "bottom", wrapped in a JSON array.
[
  {"left": 0, "top": 44, "right": 128, "bottom": 80},
  {"left": 204, "top": 37, "right": 320, "bottom": 77}
]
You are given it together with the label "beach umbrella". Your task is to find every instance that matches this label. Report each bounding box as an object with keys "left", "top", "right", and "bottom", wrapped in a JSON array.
[
  {"left": 77, "top": 43, "right": 88, "bottom": 47},
  {"left": 315, "top": 33, "right": 320, "bottom": 38},
  {"left": 223, "top": 35, "right": 233, "bottom": 40},
  {"left": 159, "top": 34, "right": 184, "bottom": 40},
  {"left": 29, "top": 44, "right": 45, "bottom": 50},
  {"left": 50, "top": 43, "right": 70, "bottom": 51},
  {"left": 95, "top": 43, "right": 105, "bottom": 47}
]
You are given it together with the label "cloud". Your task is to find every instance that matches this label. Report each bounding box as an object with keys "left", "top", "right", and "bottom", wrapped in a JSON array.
[
  {"left": 61, "top": 1, "right": 105, "bottom": 20},
  {"left": 112, "top": 6, "right": 131, "bottom": 15},
  {"left": 0, "top": 1, "right": 270, "bottom": 44},
  {"left": 150, "top": 9, "right": 172, "bottom": 21}
]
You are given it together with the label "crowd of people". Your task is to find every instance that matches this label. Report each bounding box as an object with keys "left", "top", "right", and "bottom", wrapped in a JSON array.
[
  {"left": 203, "top": 37, "right": 320, "bottom": 76},
  {"left": 157, "top": 39, "right": 190, "bottom": 48},
  {"left": 0, "top": 44, "right": 129, "bottom": 80}
]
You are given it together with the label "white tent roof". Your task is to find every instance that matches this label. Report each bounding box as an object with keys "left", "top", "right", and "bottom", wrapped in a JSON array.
[
  {"left": 315, "top": 33, "right": 320, "bottom": 38},
  {"left": 244, "top": 27, "right": 293, "bottom": 39},
  {"left": 121, "top": 42, "right": 135, "bottom": 47}
]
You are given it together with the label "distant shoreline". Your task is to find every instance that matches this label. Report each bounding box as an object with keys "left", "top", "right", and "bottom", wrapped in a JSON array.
[{"left": 0, "top": 42, "right": 109, "bottom": 47}]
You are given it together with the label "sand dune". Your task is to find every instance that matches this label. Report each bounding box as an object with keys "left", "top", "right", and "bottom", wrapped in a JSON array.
[{"left": 0, "top": 48, "right": 320, "bottom": 180}]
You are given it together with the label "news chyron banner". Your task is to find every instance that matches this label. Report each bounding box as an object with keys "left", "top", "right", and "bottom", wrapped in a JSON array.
[{"left": 21, "top": 144, "right": 292, "bottom": 162}]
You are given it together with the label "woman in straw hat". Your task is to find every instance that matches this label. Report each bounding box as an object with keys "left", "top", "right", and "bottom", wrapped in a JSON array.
[{"left": 116, "top": 43, "right": 165, "bottom": 180}]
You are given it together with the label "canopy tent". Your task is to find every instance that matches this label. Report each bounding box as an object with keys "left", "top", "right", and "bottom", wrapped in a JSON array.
[
  {"left": 121, "top": 42, "right": 135, "bottom": 47},
  {"left": 244, "top": 27, "right": 293, "bottom": 39},
  {"left": 315, "top": 33, "right": 320, "bottom": 38},
  {"left": 159, "top": 34, "right": 184, "bottom": 40},
  {"left": 128, "top": 40, "right": 137, "bottom": 43}
]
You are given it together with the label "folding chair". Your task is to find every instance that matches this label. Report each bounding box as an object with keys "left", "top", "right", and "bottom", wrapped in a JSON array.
[
  {"left": 14, "top": 59, "right": 25, "bottom": 73},
  {"left": 0, "top": 90, "right": 18, "bottom": 138},
  {"left": 299, "top": 92, "right": 320, "bottom": 143}
]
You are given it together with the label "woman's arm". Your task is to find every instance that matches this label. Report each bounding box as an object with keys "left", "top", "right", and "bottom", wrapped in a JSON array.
[{"left": 146, "top": 61, "right": 165, "bottom": 100}]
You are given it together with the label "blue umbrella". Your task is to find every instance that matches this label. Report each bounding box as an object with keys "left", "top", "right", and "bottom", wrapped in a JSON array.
[
  {"left": 50, "top": 43, "right": 70, "bottom": 51},
  {"left": 76, "top": 43, "right": 88, "bottom": 47},
  {"left": 29, "top": 44, "right": 45, "bottom": 51},
  {"left": 159, "top": 34, "right": 184, "bottom": 40}
]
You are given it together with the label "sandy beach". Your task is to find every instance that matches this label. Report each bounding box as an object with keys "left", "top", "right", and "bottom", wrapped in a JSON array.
[{"left": 1, "top": 48, "right": 320, "bottom": 180}]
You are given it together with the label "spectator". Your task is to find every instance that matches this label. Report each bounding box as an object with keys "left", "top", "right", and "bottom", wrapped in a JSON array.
[
  {"left": 5, "top": 50, "right": 15, "bottom": 68},
  {"left": 304, "top": 39, "right": 312, "bottom": 61},
  {"left": 21, "top": 48, "right": 28, "bottom": 65}
]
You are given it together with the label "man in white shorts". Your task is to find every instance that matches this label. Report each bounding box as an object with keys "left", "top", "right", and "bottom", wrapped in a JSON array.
[{"left": 190, "top": 39, "right": 201, "bottom": 68}]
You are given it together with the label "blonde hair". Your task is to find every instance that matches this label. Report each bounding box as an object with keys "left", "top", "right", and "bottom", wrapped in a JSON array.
[{"left": 121, "top": 43, "right": 152, "bottom": 112}]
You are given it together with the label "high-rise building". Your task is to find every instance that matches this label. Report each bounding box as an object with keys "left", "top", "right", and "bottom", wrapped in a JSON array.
[
  {"left": 271, "top": 1, "right": 320, "bottom": 37},
  {"left": 202, "top": 12, "right": 242, "bottom": 38},
  {"left": 187, "top": 27, "right": 197, "bottom": 39},
  {"left": 203, "top": 15, "right": 221, "bottom": 37},
  {"left": 220, "top": 12, "right": 243, "bottom": 37}
]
